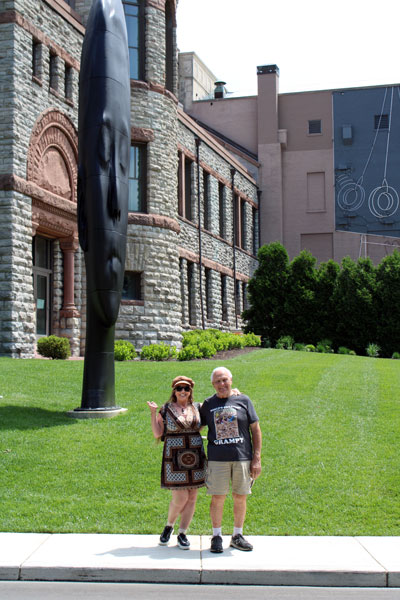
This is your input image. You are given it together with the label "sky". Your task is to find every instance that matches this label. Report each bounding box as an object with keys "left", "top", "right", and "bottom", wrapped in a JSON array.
[{"left": 176, "top": 0, "right": 400, "bottom": 97}]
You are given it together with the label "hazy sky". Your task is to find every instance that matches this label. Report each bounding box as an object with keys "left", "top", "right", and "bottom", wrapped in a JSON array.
[{"left": 176, "top": 0, "right": 400, "bottom": 96}]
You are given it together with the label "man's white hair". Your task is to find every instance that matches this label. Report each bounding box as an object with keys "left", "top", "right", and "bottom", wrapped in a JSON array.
[{"left": 211, "top": 366, "right": 232, "bottom": 383}]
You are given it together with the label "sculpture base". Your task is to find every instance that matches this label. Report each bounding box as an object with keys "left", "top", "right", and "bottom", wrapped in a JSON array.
[{"left": 67, "top": 407, "right": 128, "bottom": 419}]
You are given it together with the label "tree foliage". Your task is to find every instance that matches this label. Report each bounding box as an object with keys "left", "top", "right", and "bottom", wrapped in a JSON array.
[
  {"left": 242, "top": 243, "right": 400, "bottom": 357},
  {"left": 242, "top": 242, "right": 289, "bottom": 345}
]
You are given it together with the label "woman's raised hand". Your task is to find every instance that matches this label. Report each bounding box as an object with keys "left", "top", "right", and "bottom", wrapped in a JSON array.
[{"left": 147, "top": 401, "right": 158, "bottom": 414}]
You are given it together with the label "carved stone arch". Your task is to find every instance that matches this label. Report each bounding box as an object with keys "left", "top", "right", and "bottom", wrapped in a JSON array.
[{"left": 27, "top": 109, "right": 78, "bottom": 203}]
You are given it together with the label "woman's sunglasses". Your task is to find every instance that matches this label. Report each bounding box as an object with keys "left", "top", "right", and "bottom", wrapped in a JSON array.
[{"left": 175, "top": 385, "right": 191, "bottom": 392}]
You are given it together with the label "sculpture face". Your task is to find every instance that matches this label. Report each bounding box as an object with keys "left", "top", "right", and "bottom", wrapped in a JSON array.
[
  {"left": 78, "top": 0, "right": 130, "bottom": 327},
  {"left": 77, "top": 0, "right": 131, "bottom": 409}
]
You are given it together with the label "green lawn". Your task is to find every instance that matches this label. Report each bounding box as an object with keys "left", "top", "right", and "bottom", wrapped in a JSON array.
[{"left": 1, "top": 350, "right": 400, "bottom": 536}]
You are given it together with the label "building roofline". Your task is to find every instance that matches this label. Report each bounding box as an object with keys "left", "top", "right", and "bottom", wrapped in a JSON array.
[{"left": 178, "top": 107, "right": 257, "bottom": 184}]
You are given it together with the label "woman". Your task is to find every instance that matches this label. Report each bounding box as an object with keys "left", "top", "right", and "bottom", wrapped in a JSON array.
[{"left": 147, "top": 375, "right": 206, "bottom": 550}]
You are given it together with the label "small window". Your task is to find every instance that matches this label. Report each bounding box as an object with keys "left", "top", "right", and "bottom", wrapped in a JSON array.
[
  {"left": 203, "top": 171, "right": 210, "bottom": 230},
  {"left": 49, "top": 53, "right": 57, "bottom": 91},
  {"left": 32, "top": 40, "right": 42, "bottom": 80},
  {"left": 65, "top": 65, "right": 73, "bottom": 100},
  {"left": 308, "top": 120, "right": 321, "bottom": 135},
  {"left": 218, "top": 182, "right": 225, "bottom": 238},
  {"left": 205, "top": 267, "right": 212, "bottom": 319},
  {"left": 184, "top": 158, "right": 193, "bottom": 221},
  {"left": 128, "top": 144, "right": 147, "bottom": 212},
  {"left": 221, "top": 274, "right": 228, "bottom": 321},
  {"left": 374, "top": 114, "right": 389, "bottom": 130},
  {"left": 122, "top": 271, "right": 142, "bottom": 301},
  {"left": 123, "top": 0, "right": 145, "bottom": 81},
  {"left": 187, "top": 262, "right": 196, "bottom": 325},
  {"left": 165, "top": 0, "right": 174, "bottom": 93}
]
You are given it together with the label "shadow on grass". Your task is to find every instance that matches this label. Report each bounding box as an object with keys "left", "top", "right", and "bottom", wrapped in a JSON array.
[{"left": 0, "top": 405, "right": 77, "bottom": 430}]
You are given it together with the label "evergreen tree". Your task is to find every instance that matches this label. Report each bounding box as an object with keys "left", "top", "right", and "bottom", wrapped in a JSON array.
[
  {"left": 314, "top": 260, "right": 340, "bottom": 343},
  {"left": 283, "top": 250, "right": 318, "bottom": 343},
  {"left": 333, "top": 256, "right": 377, "bottom": 354},
  {"left": 242, "top": 242, "right": 289, "bottom": 345},
  {"left": 375, "top": 250, "right": 400, "bottom": 357}
]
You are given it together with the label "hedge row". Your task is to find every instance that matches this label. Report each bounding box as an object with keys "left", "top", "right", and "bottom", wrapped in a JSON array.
[
  {"left": 36, "top": 330, "right": 261, "bottom": 361},
  {"left": 243, "top": 242, "right": 400, "bottom": 357}
]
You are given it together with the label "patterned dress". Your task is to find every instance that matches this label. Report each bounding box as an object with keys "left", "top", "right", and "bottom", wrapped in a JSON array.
[{"left": 160, "top": 402, "right": 206, "bottom": 490}]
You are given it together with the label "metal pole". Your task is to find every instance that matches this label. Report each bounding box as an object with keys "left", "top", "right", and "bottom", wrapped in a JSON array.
[
  {"left": 195, "top": 137, "right": 205, "bottom": 329},
  {"left": 231, "top": 167, "right": 238, "bottom": 329}
]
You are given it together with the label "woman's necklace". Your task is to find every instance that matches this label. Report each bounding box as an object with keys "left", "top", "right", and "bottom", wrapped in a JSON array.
[{"left": 177, "top": 403, "right": 189, "bottom": 415}]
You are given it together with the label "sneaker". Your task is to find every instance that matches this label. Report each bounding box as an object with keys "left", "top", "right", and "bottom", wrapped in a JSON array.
[
  {"left": 230, "top": 533, "right": 253, "bottom": 551},
  {"left": 177, "top": 532, "right": 190, "bottom": 550},
  {"left": 210, "top": 535, "right": 223, "bottom": 553},
  {"left": 159, "top": 525, "right": 173, "bottom": 546}
]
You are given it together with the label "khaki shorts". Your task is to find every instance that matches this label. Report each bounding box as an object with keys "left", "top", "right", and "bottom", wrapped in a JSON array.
[{"left": 206, "top": 460, "right": 252, "bottom": 496}]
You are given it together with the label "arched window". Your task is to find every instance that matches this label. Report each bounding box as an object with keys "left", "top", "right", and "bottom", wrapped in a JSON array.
[
  {"left": 165, "top": 0, "right": 174, "bottom": 93},
  {"left": 123, "top": 0, "right": 145, "bottom": 80}
]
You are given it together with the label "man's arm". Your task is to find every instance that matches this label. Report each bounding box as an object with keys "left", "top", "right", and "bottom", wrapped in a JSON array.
[{"left": 250, "top": 421, "right": 262, "bottom": 479}]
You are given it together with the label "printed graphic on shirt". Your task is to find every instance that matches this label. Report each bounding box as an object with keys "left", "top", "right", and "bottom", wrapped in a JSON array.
[{"left": 214, "top": 407, "right": 239, "bottom": 439}]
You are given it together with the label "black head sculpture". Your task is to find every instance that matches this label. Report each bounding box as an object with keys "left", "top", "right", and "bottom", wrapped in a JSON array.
[{"left": 77, "top": 0, "right": 130, "bottom": 410}]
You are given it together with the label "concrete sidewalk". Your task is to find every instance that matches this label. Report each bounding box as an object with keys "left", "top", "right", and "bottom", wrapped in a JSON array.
[{"left": 2, "top": 533, "right": 400, "bottom": 588}]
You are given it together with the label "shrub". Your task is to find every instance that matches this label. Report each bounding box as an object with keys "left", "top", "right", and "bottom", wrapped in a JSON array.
[
  {"left": 294, "top": 342, "right": 306, "bottom": 351},
  {"left": 141, "top": 343, "right": 176, "bottom": 361},
  {"left": 366, "top": 343, "right": 380, "bottom": 358},
  {"left": 37, "top": 335, "right": 71, "bottom": 360},
  {"left": 338, "top": 346, "right": 351, "bottom": 355},
  {"left": 226, "top": 334, "right": 245, "bottom": 350},
  {"left": 243, "top": 332, "right": 261, "bottom": 347},
  {"left": 197, "top": 341, "right": 216, "bottom": 359},
  {"left": 177, "top": 344, "right": 203, "bottom": 361},
  {"left": 316, "top": 339, "right": 333, "bottom": 353},
  {"left": 114, "top": 340, "right": 136, "bottom": 361},
  {"left": 182, "top": 331, "right": 202, "bottom": 348},
  {"left": 276, "top": 335, "right": 294, "bottom": 350},
  {"left": 305, "top": 344, "right": 316, "bottom": 352},
  {"left": 392, "top": 352, "right": 400, "bottom": 360}
]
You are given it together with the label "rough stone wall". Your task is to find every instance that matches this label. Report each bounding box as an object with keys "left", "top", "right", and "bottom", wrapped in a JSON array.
[
  {"left": 177, "top": 120, "right": 258, "bottom": 332},
  {"left": 115, "top": 0, "right": 182, "bottom": 351},
  {"left": 0, "top": 190, "right": 35, "bottom": 357},
  {"left": 117, "top": 228, "right": 182, "bottom": 348},
  {"left": 0, "top": 0, "right": 82, "bottom": 357}
]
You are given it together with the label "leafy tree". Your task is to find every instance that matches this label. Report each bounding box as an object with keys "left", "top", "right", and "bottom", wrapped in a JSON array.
[
  {"left": 375, "top": 250, "right": 400, "bottom": 357},
  {"left": 242, "top": 242, "right": 289, "bottom": 345}
]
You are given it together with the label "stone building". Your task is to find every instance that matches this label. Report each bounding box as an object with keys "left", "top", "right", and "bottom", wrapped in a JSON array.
[{"left": 0, "top": 0, "right": 259, "bottom": 358}]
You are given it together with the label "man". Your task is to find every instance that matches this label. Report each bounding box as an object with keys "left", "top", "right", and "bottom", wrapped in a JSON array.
[{"left": 200, "top": 367, "right": 262, "bottom": 553}]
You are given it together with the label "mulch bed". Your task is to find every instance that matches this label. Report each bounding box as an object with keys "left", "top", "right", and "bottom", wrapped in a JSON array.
[{"left": 212, "top": 346, "right": 262, "bottom": 360}]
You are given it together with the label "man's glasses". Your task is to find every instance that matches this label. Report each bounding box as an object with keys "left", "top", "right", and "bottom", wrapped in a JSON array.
[{"left": 175, "top": 385, "right": 190, "bottom": 392}]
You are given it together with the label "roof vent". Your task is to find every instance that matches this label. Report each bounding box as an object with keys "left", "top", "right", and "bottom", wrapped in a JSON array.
[{"left": 214, "top": 81, "right": 226, "bottom": 99}]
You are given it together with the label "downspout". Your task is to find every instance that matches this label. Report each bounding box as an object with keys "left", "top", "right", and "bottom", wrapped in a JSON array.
[
  {"left": 195, "top": 137, "right": 205, "bottom": 329},
  {"left": 231, "top": 167, "right": 238, "bottom": 329},
  {"left": 257, "top": 189, "right": 262, "bottom": 254}
]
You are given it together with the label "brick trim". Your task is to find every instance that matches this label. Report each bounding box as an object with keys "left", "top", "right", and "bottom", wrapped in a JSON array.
[
  {"left": 128, "top": 212, "right": 180, "bottom": 233},
  {"left": 0, "top": 174, "right": 77, "bottom": 218},
  {"left": 130, "top": 79, "right": 178, "bottom": 104},
  {"left": 131, "top": 126, "right": 155, "bottom": 143},
  {"left": 178, "top": 247, "right": 250, "bottom": 282}
]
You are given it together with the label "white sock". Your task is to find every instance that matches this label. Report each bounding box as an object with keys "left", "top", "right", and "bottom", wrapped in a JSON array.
[
  {"left": 178, "top": 528, "right": 187, "bottom": 534},
  {"left": 213, "top": 527, "right": 222, "bottom": 537},
  {"left": 233, "top": 527, "right": 243, "bottom": 536},
  {"left": 167, "top": 522, "right": 174, "bottom": 528}
]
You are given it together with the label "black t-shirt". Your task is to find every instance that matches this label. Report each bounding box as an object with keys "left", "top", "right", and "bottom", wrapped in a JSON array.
[{"left": 200, "top": 393, "right": 259, "bottom": 461}]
